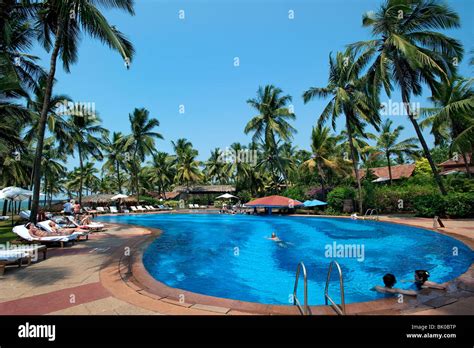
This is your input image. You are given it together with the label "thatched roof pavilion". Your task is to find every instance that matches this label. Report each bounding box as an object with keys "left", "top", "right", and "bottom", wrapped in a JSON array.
[
  {"left": 173, "top": 185, "right": 236, "bottom": 194},
  {"left": 81, "top": 194, "right": 137, "bottom": 205}
]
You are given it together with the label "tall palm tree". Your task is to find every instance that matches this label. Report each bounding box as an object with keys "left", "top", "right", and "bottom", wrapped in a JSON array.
[
  {"left": 245, "top": 85, "right": 296, "bottom": 184},
  {"left": 303, "top": 49, "right": 380, "bottom": 213},
  {"left": 205, "top": 148, "right": 229, "bottom": 184},
  {"left": 30, "top": 0, "right": 135, "bottom": 223},
  {"left": 123, "top": 108, "right": 163, "bottom": 202},
  {"left": 374, "top": 119, "right": 419, "bottom": 184},
  {"left": 421, "top": 77, "right": 474, "bottom": 176},
  {"left": 103, "top": 132, "right": 126, "bottom": 193},
  {"left": 349, "top": 0, "right": 464, "bottom": 194}
]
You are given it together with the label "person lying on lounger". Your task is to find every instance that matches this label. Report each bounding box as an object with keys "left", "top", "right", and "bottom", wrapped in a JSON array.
[
  {"left": 47, "top": 221, "right": 85, "bottom": 235},
  {"left": 374, "top": 273, "right": 418, "bottom": 296},
  {"left": 26, "top": 223, "right": 49, "bottom": 238}
]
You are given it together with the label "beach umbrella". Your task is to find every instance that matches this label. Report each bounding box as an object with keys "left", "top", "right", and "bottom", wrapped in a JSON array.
[
  {"left": 303, "top": 199, "right": 327, "bottom": 207},
  {"left": 110, "top": 194, "right": 129, "bottom": 200},
  {"left": 216, "top": 193, "right": 238, "bottom": 199},
  {"left": 0, "top": 187, "right": 34, "bottom": 225}
]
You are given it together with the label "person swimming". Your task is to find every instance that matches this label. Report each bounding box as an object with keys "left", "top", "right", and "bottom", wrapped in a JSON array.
[
  {"left": 267, "top": 232, "right": 281, "bottom": 242},
  {"left": 374, "top": 273, "right": 418, "bottom": 296},
  {"left": 414, "top": 270, "right": 447, "bottom": 290}
]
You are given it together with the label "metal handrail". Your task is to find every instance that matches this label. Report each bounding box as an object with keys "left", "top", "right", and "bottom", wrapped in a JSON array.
[
  {"left": 363, "top": 208, "right": 371, "bottom": 219},
  {"left": 369, "top": 208, "right": 379, "bottom": 221},
  {"left": 324, "top": 260, "right": 346, "bottom": 315},
  {"left": 293, "top": 262, "right": 309, "bottom": 315}
]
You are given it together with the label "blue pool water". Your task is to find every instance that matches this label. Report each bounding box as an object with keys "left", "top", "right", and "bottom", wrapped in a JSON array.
[{"left": 97, "top": 214, "right": 473, "bottom": 305}]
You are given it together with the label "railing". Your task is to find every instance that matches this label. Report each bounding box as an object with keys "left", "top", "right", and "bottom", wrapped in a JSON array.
[
  {"left": 363, "top": 208, "right": 379, "bottom": 221},
  {"left": 324, "top": 261, "right": 346, "bottom": 315},
  {"left": 293, "top": 262, "right": 309, "bottom": 315}
]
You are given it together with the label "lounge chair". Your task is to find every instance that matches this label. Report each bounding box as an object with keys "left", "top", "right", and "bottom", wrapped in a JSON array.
[
  {"left": 146, "top": 205, "right": 156, "bottom": 211},
  {"left": 96, "top": 207, "right": 106, "bottom": 214},
  {"left": 65, "top": 216, "right": 104, "bottom": 232},
  {"left": 136, "top": 205, "right": 146, "bottom": 212},
  {"left": 130, "top": 206, "right": 138, "bottom": 212},
  {"left": 0, "top": 250, "right": 31, "bottom": 276},
  {"left": 19, "top": 210, "right": 31, "bottom": 220},
  {"left": 13, "top": 225, "right": 79, "bottom": 248},
  {"left": 109, "top": 206, "right": 119, "bottom": 214},
  {"left": 38, "top": 220, "right": 89, "bottom": 240},
  {"left": 0, "top": 216, "right": 9, "bottom": 221}
]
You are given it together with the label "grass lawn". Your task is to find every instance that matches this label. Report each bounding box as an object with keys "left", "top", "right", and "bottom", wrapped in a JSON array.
[{"left": 0, "top": 217, "right": 20, "bottom": 244}]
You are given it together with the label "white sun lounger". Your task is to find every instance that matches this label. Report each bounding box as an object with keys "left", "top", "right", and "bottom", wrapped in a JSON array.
[
  {"left": 136, "top": 206, "right": 146, "bottom": 212},
  {"left": 130, "top": 206, "right": 138, "bottom": 212},
  {"left": 19, "top": 210, "right": 31, "bottom": 220},
  {"left": 13, "top": 225, "right": 79, "bottom": 247},
  {"left": 96, "top": 207, "right": 106, "bottom": 214},
  {"left": 0, "top": 250, "right": 31, "bottom": 276},
  {"left": 109, "top": 206, "right": 119, "bottom": 213},
  {"left": 0, "top": 216, "right": 9, "bottom": 221},
  {"left": 65, "top": 216, "right": 104, "bottom": 231},
  {"left": 37, "top": 220, "right": 89, "bottom": 240}
]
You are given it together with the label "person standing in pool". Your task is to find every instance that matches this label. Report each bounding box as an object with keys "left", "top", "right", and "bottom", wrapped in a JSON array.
[{"left": 374, "top": 274, "right": 417, "bottom": 296}]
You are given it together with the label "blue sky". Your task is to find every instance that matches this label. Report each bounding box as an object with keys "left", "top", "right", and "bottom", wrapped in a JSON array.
[{"left": 31, "top": 0, "right": 474, "bottom": 165}]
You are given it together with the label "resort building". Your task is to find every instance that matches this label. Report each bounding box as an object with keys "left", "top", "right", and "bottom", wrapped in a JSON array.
[
  {"left": 358, "top": 163, "right": 416, "bottom": 183},
  {"left": 438, "top": 153, "right": 473, "bottom": 175}
]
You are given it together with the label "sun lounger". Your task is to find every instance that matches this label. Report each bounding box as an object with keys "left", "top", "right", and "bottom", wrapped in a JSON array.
[
  {"left": 146, "top": 205, "right": 156, "bottom": 211},
  {"left": 65, "top": 216, "right": 104, "bottom": 232},
  {"left": 19, "top": 210, "right": 31, "bottom": 220},
  {"left": 0, "top": 216, "right": 9, "bottom": 221},
  {"left": 13, "top": 225, "right": 79, "bottom": 247},
  {"left": 0, "top": 250, "right": 31, "bottom": 276},
  {"left": 96, "top": 207, "right": 106, "bottom": 214},
  {"left": 109, "top": 206, "right": 119, "bottom": 214},
  {"left": 136, "top": 205, "right": 146, "bottom": 212},
  {"left": 130, "top": 206, "right": 138, "bottom": 212}
]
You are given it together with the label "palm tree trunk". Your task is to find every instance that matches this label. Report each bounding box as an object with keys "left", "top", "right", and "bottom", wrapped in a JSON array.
[
  {"left": 2, "top": 200, "right": 8, "bottom": 216},
  {"left": 461, "top": 153, "right": 471, "bottom": 178},
  {"left": 316, "top": 160, "right": 327, "bottom": 199},
  {"left": 78, "top": 146, "right": 84, "bottom": 205},
  {"left": 386, "top": 152, "right": 393, "bottom": 185},
  {"left": 346, "top": 119, "right": 363, "bottom": 213},
  {"left": 30, "top": 20, "right": 64, "bottom": 224},
  {"left": 116, "top": 161, "right": 122, "bottom": 193},
  {"left": 403, "top": 98, "right": 447, "bottom": 195}
]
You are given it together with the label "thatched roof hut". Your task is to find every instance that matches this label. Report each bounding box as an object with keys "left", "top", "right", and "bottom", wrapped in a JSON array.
[
  {"left": 81, "top": 194, "right": 137, "bottom": 205},
  {"left": 173, "top": 185, "right": 236, "bottom": 194}
]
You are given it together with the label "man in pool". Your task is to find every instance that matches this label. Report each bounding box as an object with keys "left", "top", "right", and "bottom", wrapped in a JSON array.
[
  {"left": 268, "top": 232, "right": 281, "bottom": 241},
  {"left": 374, "top": 273, "right": 418, "bottom": 296}
]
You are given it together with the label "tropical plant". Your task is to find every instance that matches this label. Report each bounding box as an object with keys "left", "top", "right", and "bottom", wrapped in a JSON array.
[
  {"left": 374, "top": 119, "right": 419, "bottom": 183},
  {"left": 350, "top": 0, "right": 464, "bottom": 195},
  {"left": 30, "top": 0, "right": 135, "bottom": 222},
  {"left": 303, "top": 49, "right": 380, "bottom": 212}
]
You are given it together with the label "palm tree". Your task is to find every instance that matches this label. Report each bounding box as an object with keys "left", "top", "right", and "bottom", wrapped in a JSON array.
[
  {"left": 303, "top": 126, "right": 345, "bottom": 196},
  {"left": 205, "top": 148, "right": 229, "bottom": 184},
  {"left": 421, "top": 77, "right": 474, "bottom": 176},
  {"left": 374, "top": 119, "right": 418, "bottom": 184},
  {"left": 148, "top": 152, "right": 175, "bottom": 198},
  {"left": 103, "top": 132, "right": 126, "bottom": 193},
  {"left": 245, "top": 85, "right": 296, "bottom": 183},
  {"left": 303, "top": 49, "right": 380, "bottom": 213},
  {"left": 174, "top": 147, "right": 202, "bottom": 188},
  {"left": 349, "top": 0, "right": 464, "bottom": 195},
  {"left": 123, "top": 108, "right": 163, "bottom": 202},
  {"left": 29, "top": 0, "right": 135, "bottom": 223},
  {"left": 64, "top": 112, "right": 109, "bottom": 205}
]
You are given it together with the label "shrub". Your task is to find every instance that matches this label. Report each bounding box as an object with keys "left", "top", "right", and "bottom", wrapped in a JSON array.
[
  {"left": 413, "top": 193, "right": 445, "bottom": 217},
  {"left": 281, "top": 186, "right": 306, "bottom": 202},
  {"left": 444, "top": 193, "right": 474, "bottom": 218},
  {"left": 165, "top": 200, "right": 180, "bottom": 208},
  {"left": 327, "top": 186, "right": 355, "bottom": 212}
]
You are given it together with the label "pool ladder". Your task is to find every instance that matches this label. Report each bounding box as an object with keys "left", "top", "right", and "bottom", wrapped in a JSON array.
[
  {"left": 292, "top": 260, "right": 346, "bottom": 315},
  {"left": 363, "top": 208, "right": 379, "bottom": 221}
]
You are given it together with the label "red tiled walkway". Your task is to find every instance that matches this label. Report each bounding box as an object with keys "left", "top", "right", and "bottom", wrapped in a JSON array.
[{"left": 0, "top": 282, "right": 110, "bottom": 315}]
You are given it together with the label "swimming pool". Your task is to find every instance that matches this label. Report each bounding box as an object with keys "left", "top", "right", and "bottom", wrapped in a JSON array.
[{"left": 97, "top": 214, "right": 473, "bottom": 306}]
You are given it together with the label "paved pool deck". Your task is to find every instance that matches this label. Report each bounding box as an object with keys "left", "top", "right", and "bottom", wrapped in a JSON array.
[{"left": 0, "top": 213, "right": 472, "bottom": 315}]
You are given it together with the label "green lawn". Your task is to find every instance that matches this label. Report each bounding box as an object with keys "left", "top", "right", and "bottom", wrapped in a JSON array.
[{"left": 0, "top": 217, "right": 19, "bottom": 244}]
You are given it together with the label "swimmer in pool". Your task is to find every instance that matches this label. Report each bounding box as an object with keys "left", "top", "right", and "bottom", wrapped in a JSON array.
[
  {"left": 267, "top": 232, "right": 281, "bottom": 241},
  {"left": 374, "top": 273, "right": 418, "bottom": 296}
]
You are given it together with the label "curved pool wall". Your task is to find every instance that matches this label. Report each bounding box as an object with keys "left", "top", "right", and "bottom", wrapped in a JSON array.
[{"left": 97, "top": 214, "right": 473, "bottom": 306}]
